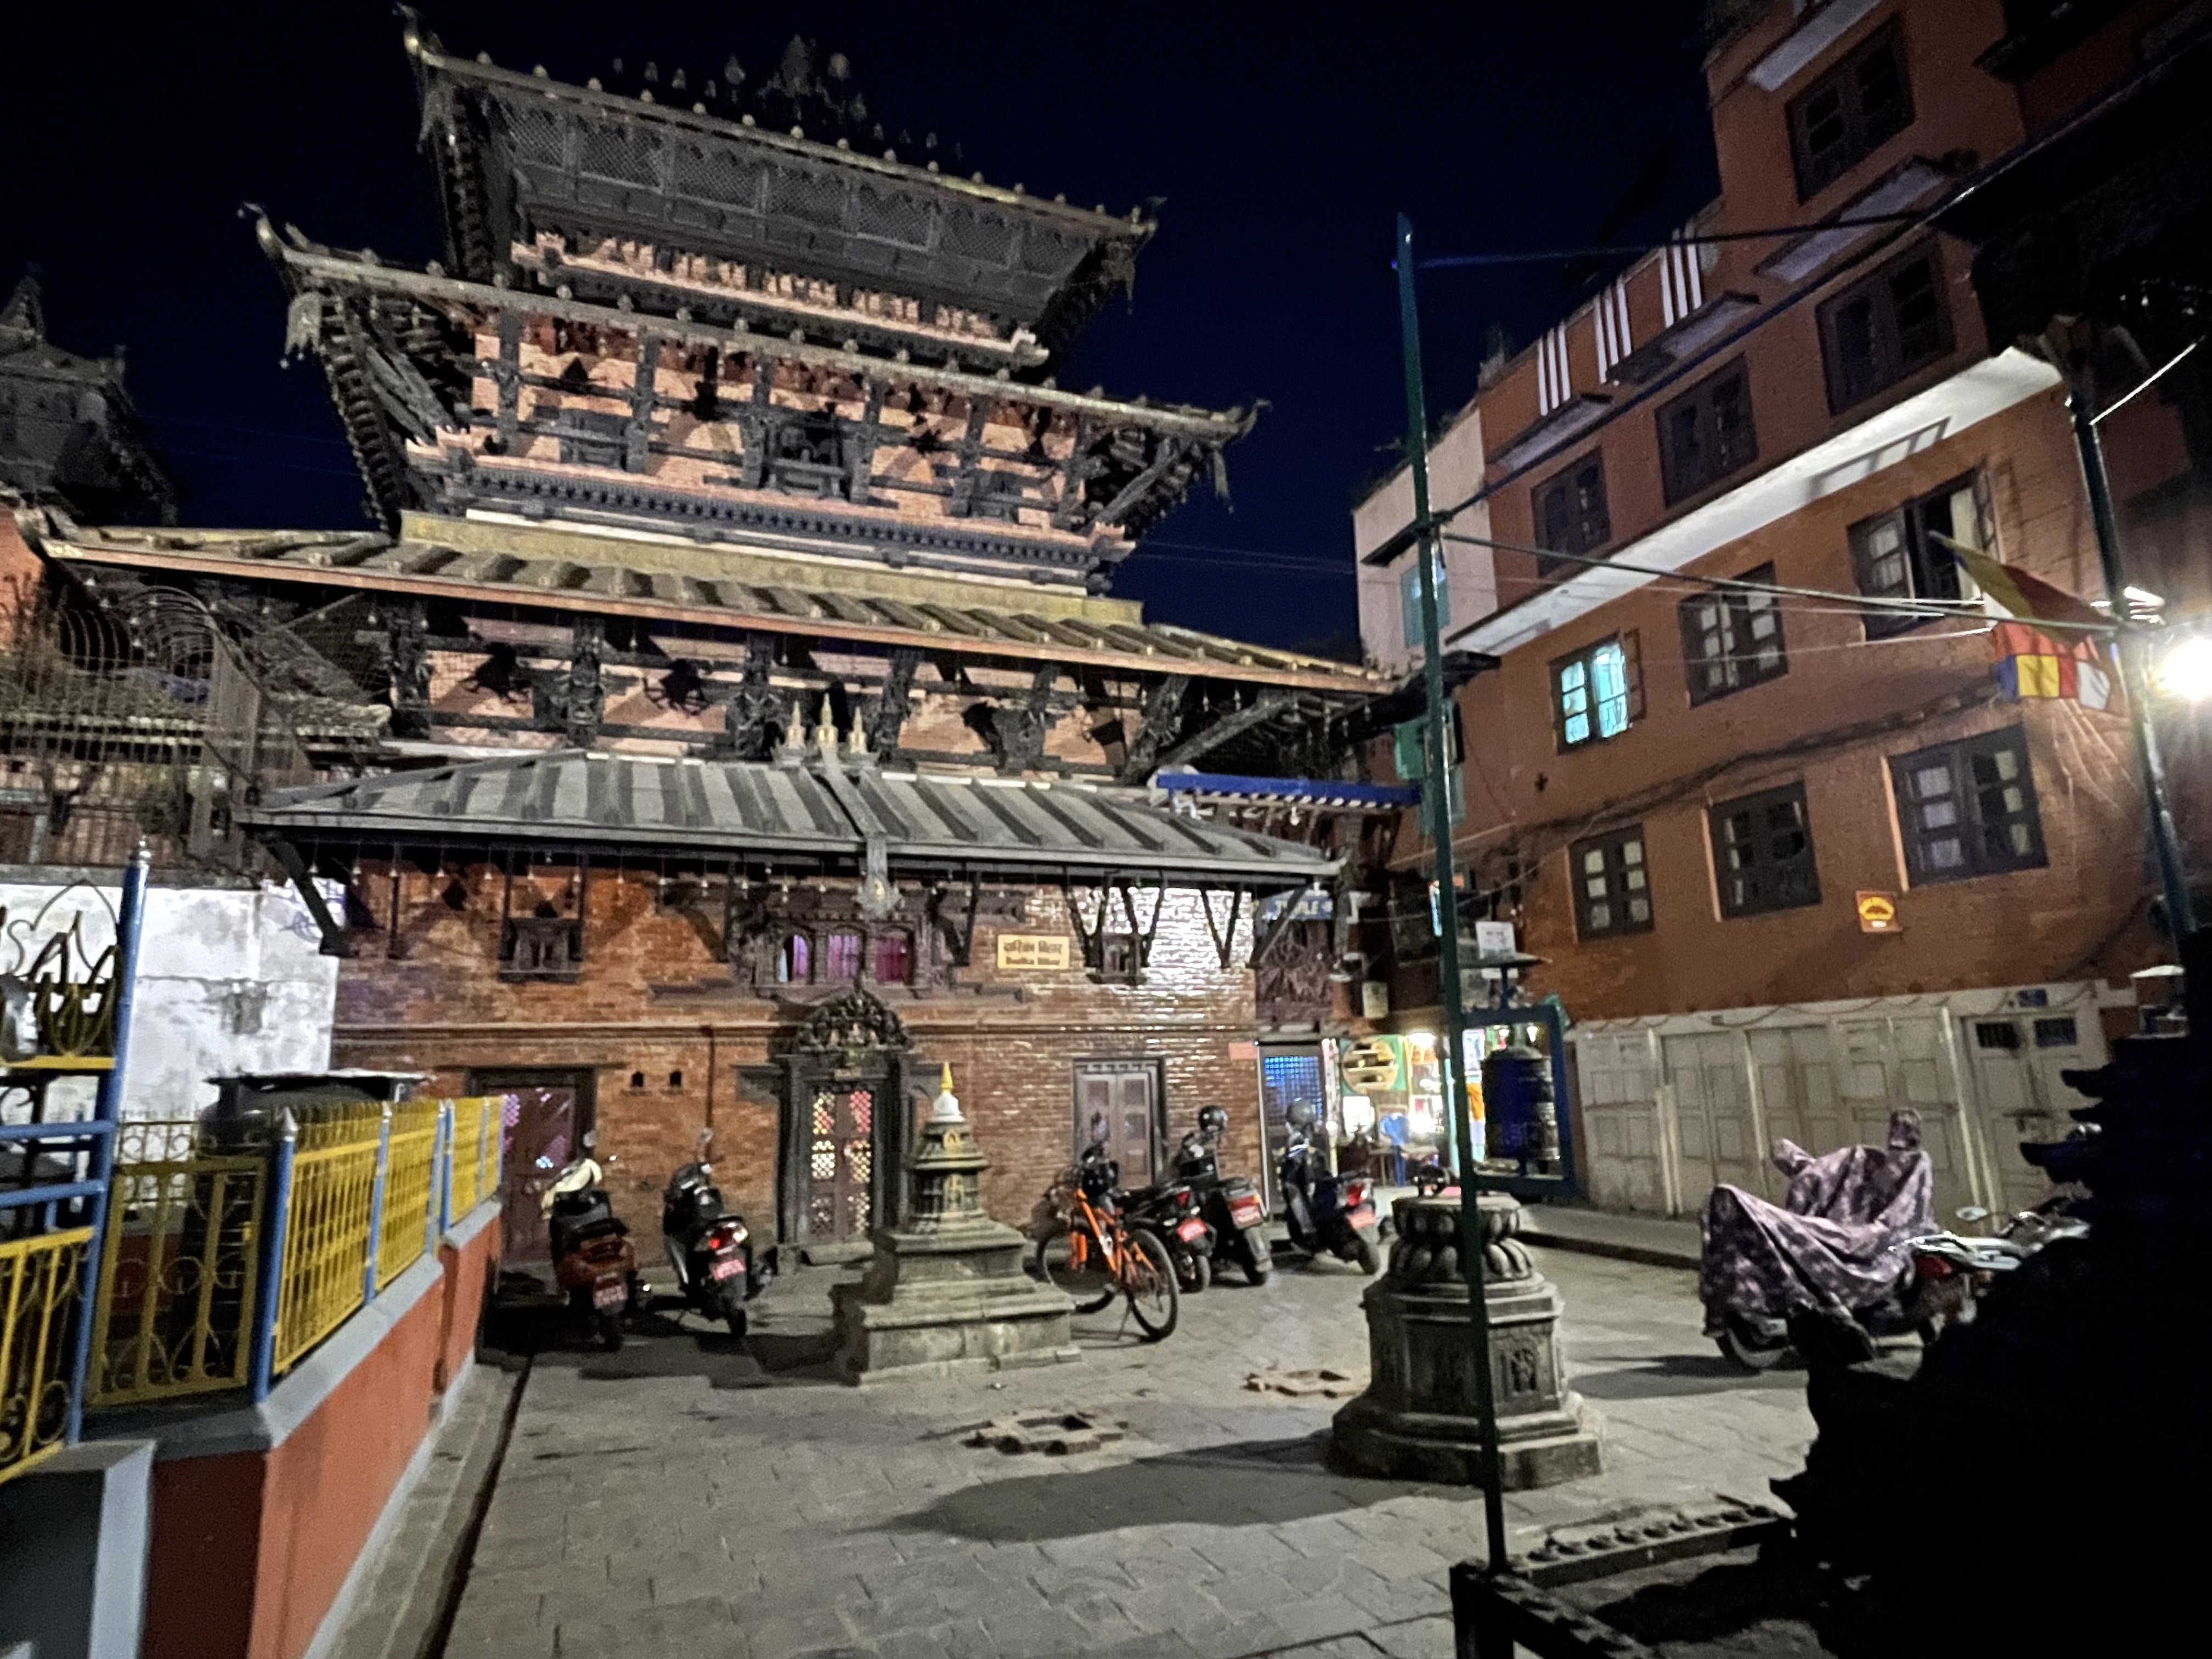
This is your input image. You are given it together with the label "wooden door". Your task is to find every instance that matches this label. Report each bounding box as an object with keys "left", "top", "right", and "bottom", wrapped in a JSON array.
[
  {"left": 802, "top": 1081, "right": 876, "bottom": 1244},
  {"left": 468, "top": 1070, "right": 593, "bottom": 1272},
  {"left": 1572, "top": 1032, "right": 1666, "bottom": 1213},
  {"left": 1662, "top": 1031, "right": 1762, "bottom": 1201},
  {"left": 1073, "top": 1060, "right": 1160, "bottom": 1192},
  {"left": 1749, "top": 1025, "right": 1841, "bottom": 1200}
]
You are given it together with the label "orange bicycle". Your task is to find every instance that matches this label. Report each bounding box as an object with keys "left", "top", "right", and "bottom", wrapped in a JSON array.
[{"left": 1032, "top": 1143, "right": 1179, "bottom": 1341}]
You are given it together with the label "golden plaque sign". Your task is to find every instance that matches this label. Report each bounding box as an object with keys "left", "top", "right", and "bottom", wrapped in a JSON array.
[
  {"left": 996, "top": 934, "right": 1073, "bottom": 971},
  {"left": 1855, "top": 891, "right": 1900, "bottom": 934}
]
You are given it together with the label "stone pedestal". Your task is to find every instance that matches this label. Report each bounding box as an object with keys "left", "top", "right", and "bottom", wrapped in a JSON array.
[
  {"left": 833, "top": 1069, "right": 1076, "bottom": 1382},
  {"left": 1330, "top": 1194, "right": 1602, "bottom": 1488}
]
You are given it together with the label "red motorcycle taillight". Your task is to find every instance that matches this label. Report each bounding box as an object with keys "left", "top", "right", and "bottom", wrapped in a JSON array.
[
  {"left": 1343, "top": 1178, "right": 1372, "bottom": 1206},
  {"left": 1914, "top": 1254, "right": 1955, "bottom": 1280},
  {"left": 706, "top": 1220, "right": 749, "bottom": 1251}
]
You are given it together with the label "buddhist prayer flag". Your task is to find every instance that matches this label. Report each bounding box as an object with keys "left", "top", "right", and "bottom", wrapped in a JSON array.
[
  {"left": 1988, "top": 621, "right": 2113, "bottom": 709},
  {"left": 1949, "top": 541, "right": 2110, "bottom": 629},
  {"left": 1947, "top": 541, "right": 2115, "bottom": 712}
]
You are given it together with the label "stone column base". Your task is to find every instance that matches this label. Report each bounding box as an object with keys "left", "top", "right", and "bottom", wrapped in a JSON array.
[
  {"left": 832, "top": 1219, "right": 1079, "bottom": 1383},
  {"left": 1329, "top": 1393, "right": 1604, "bottom": 1489},
  {"left": 1325, "top": 1193, "right": 1605, "bottom": 1490}
]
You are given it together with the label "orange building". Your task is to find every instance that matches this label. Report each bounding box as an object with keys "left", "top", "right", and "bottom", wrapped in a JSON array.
[{"left": 1353, "top": 0, "right": 2212, "bottom": 1221}]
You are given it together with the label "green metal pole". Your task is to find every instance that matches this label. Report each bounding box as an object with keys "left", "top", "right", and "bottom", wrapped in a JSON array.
[
  {"left": 1397, "top": 213, "right": 1507, "bottom": 1568},
  {"left": 2069, "top": 386, "right": 2197, "bottom": 944}
]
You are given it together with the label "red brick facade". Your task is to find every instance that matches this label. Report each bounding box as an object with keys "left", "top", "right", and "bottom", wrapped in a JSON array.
[
  {"left": 1364, "top": 0, "right": 2203, "bottom": 1030},
  {"left": 332, "top": 871, "right": 1276, "bottom": 1236}
]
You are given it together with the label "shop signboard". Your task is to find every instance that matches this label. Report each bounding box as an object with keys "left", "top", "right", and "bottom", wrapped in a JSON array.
[
  {"left": 1257, "top": 886, "right": 1333, "bottom": 923},
  {"left": 996, "top": 933, "right": 1072, "bottom": 970},
  {"left": 1338, "top": 1034, "right": 1404, "bottom": 1093},
  {"left": 1855, "top": 891, "right": 1901, "bottom": 934}
]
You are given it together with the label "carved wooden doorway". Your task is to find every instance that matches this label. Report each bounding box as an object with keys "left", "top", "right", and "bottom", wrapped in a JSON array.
[
  {"left": 775, "top": 988, "right": 918, "bottom": 1255},
  {"left": 803, "top": 1080, "right": 876, "bottom": 1244}
]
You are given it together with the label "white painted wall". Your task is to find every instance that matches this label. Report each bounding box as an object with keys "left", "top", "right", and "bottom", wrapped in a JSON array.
[
  {"left": 0, "top": 876, "right": 340, "bottom": 1120},
  {"left": 1351, "top": 404, "right": 1496, "bottom": 674},
  {"left": 1568, "top": 978, "right": 2130, "bottom": 1220}
]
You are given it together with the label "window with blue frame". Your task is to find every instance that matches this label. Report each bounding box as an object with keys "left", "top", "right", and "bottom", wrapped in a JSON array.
[
  {"left": 1552, "top": 634, "right": 1641, "bottom": 749},
  {"left": 1398, "top": 555, "right": 1448, "bottom": 654}
]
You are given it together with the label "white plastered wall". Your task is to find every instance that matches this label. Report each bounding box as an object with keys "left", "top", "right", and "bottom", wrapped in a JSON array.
[{"left": 0, "top": 876, "right": 340, "bottom": 1120}]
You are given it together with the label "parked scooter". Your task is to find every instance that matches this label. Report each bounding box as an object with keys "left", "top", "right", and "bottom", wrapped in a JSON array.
[
  {"left": 1276, "top": 1104, "right": 1383, "bottom": 1274},
  {"left": 1173, "top": 1105, "right": 1273, "bottom": 1285},
  {"left": 662, "top": 1130, "right": 771, "bottom": 1338},
  {"left": 1907, "top": 1195, "right": 2086, "bottom": 1343},
  {"left": 543, "top": 1152, "right": 637, "bottom": 1350},
  {"left": 1120, "top": 1176, "right": 1215, "bottom": 1294}
]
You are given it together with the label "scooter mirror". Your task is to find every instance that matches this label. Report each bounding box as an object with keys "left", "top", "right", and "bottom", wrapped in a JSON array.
[{"left": 1956, "top": 1205, "right": 1989, "bottom": 1222}]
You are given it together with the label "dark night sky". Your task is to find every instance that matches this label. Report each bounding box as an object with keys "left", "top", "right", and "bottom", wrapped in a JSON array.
[{"left": 4, "top": 2, "right": 1718, "bottom": 655}]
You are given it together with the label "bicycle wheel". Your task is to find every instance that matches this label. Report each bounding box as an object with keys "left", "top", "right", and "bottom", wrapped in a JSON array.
[
  {"left": 1035, "top": 1221, "right": 1118, "bottom": 1314},
  {"left": 1122, "top": 1227, "right": 1180, "bottom": 1341}
]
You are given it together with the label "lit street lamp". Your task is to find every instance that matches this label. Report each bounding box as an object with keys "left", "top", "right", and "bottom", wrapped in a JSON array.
[{"left": 2155, "top": 633, "right": 2212, "bottom": 702}]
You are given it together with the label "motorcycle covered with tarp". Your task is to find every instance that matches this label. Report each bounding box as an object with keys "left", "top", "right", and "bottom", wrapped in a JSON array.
[{"left": 1700, "top": 1109, "right": 1935, "bottom": 1370}]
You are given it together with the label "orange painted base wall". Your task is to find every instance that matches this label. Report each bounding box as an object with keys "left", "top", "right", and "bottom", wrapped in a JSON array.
[{"left": 140, "top": 1213, "right": 500, "bottom": 1659}]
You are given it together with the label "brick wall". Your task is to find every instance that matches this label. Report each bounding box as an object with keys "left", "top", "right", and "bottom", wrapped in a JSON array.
[
  {"left": 333, "top": 873, "right": 1275, "bottom": 1237},
  {"left": 1386, "top": 391, "right": 2168, "bottom": 1022}
]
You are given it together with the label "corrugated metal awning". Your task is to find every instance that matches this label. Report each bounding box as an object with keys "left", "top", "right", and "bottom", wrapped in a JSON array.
[{"left": 241, "top": 749, "right": 1336, "bottom": 885}]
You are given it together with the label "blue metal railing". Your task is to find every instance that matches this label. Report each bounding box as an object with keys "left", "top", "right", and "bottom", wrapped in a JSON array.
[{"left": 0, "top": 842, "right": 146, "bottom": 1480}]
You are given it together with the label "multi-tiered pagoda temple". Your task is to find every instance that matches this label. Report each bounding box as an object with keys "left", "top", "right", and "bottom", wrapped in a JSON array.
[{"left": 13, "top": 19, "right": 1396, "bottom": 1255}]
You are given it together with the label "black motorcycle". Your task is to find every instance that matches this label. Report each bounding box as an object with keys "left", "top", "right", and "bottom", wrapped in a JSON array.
[
  {"left": 1174, "top": 1106, "right": 1273, "bottom": 1286},
  {"left": 1120, "top": 1176, "right": 1215, "bottom": 1294},
  {"left": 1277, "top": 1107, "right": 1383, "bottom": 1274},
  {"left": 661, "top": 1136, "right": 768, "bottom": 1338}
]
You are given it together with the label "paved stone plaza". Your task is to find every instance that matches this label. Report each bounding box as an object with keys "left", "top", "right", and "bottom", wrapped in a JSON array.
[{"left": 423, "top": 1249, "right": 1812, "bottom": 1659}]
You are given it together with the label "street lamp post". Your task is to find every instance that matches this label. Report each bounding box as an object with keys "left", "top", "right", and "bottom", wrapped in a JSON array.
[
  {"left": 1395, "top": 213, "right": 1508, "bottom": 1570},
  {"left": 2068, "top": 381, "right": 2198, "bottom": 944}
]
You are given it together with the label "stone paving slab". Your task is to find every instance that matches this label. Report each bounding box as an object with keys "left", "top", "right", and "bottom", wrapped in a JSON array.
[{"left": 422, "top": 1248, "right": 1811, "bottom": 1659}]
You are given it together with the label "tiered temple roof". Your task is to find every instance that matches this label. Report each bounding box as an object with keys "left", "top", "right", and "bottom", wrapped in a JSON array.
[{"left": 261, "top": 22, "right": 1248, "bottom": 584}]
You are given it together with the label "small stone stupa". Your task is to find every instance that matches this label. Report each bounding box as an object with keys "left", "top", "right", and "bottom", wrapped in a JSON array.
[{"left": 832, "top": 1065, "right": 1077, "bottom": 1381}]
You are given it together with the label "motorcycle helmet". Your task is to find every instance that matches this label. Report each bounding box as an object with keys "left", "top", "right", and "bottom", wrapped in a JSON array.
[{"left": 1197, "top": 1105, "right": 1228, "bottom": 1141}]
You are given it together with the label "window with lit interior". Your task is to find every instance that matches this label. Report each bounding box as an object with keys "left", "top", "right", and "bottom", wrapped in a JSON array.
[{"left": 1553, "top": 636, "right": 1639, "bottom": 748}]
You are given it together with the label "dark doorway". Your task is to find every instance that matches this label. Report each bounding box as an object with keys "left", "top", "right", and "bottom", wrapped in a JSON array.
[
  {"left": 467, "top": 1068, "right": 597, "bottom": 1272},
  {"left": 1073, "top": 1059, "right": 1163, "bottom": 1191}
]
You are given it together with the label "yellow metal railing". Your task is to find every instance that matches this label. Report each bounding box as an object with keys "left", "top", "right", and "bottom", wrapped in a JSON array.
[
  {"left": 272, "top": 1108, "right": 383, "bottom": 1375},
  {"left": 79, "top": 1093, "right": 514, "bottom": 1400},
  {"left": 91, "top": 1121, "right": 264, "bottom": 1407},
  {"left": 0, "top": 1227, "right": 92, "bottom": 1486},
  {"left": 375, "top": 1102, "right": 441, "bottom": 1290},
  {"left": 444, "top": 1097, "right": 501, "bottom": 1220}
]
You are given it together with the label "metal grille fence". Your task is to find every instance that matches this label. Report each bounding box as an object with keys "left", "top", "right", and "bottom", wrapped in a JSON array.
[
  {"left": 77, "top": 1093, "right": 511, "bottom": 1407},
  {"left": 444, "top": 1097, "right": 501, "bottom": 1221},
  {"left": 376, "top": 1101, "right": 441, "bottom": 1290},
  {"left": 272, "top": 1107, "right": 383, "bottom": 1375},
  {"left": 0, "top": 1227, "right": 92, "bottom": 1484},
  {"left": 91, "top": 1122, "right": 263, "bottom": 1406}
]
